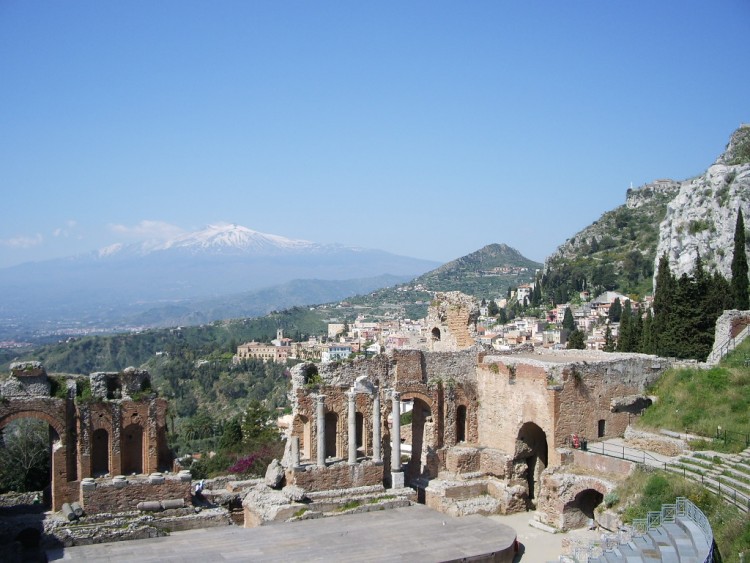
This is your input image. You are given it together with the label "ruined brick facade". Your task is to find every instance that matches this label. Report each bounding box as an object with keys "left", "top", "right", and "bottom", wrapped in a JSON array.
[
  {"left": 284, "top": 295, "right": 671, "bottom": 522},
  {"left": 0, "top": 362, "right": 170, "bottom": 511}
]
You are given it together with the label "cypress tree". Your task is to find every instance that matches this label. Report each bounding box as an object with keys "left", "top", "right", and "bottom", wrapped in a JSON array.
[
  {"left": 639, "top": 309, "right": 655, "bottom": 354},
  {"left": 566, "top": 329, "right": 586, "bottom": 350},
  {"left": 632, "top": 306, "right": 643, "bottom": 351},
  {"left": 562, "top": 307, "right": 576, "bottom": 332},
  {"left": 618, "top": 300, "right": 634, "bottom": 352},
  {"left": 608, "top": 298, "right": 622, "bottom": 323},
  {"left": 731, "top": 209, "right": 749, "bottom": 310},
  {"left": 603, "top": 325, "right": 615, "bottom": 352},
  {"left": 653, "top": 254, "right": 677, "bottom": 356}
]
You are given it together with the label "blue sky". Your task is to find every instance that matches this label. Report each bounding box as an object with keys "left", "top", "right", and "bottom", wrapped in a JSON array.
[{"left": 1, "top": 1, "right": 748, "bottom": 269}]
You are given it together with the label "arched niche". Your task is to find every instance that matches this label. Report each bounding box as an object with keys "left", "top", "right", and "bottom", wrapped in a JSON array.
[
  {"left": 91, "top": 428, "right": 110, "bottom": 476},
  {"left": 515, "top": 421, "right": 549, "bottom": 506},
  {"left": 121, "top": 423, "right": 144, "bottom": 475}
]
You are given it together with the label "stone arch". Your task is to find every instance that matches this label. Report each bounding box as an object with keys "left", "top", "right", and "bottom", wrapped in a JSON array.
[
  {"left": 121, "top": 423, "right": 144, "bottom": 474},
  {"left": 0, "top": 410, "right": 66, "bottom": 444},
  {"left": 515, "top": 421, "right": 549, "bottom": 506},
  {"left": 431, "top": 327, "right": 441, "bottom": 342},
  {"left": 0, "top": 409, "right": 68, "bottom": 510},
  {"left": 324, "top": 411, "right": 339, "bottom": 459},
  {"left": 400, "top": 394, "right": 437, "bottom": 482},
  {"left": 561, "top": 482, "right": 608, "bottom": 530}
]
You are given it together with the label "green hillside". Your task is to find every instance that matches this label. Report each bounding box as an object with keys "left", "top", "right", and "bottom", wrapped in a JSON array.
[
  {"left": 543, "top": 184, "right": 677, "bottom": 302},
  {"left": 637, "top": 338, "right": 750, "bottom": 450},
  {"left": 338, "top": 243, "right": 541, "bottom": 319}
]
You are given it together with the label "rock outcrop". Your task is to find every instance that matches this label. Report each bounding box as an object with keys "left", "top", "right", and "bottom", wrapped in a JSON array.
[{"left": 655, "top": 125, "right": 750, "bottom": 281}]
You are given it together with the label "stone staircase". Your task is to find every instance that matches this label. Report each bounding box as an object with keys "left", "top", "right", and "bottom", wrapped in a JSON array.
[
  {"left": 586, "top": 439, "right": 750, "bottom": 514},
  {"left": 557, "top": 497, "right": 713, "bottom": 562},
  {"left": 666, "top": 447, "right": 750, "bottom": 514}
]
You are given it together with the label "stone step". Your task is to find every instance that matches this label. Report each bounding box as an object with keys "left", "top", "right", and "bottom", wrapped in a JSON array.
[{"left": 676, "top": 517, "right": 711, "bottom": 558}]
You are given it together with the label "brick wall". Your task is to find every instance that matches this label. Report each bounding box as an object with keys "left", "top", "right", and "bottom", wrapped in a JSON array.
[
  {"left": 80, "top": 473, "right": 192, "bottom": 514},
  {"left": 286, "top": 460, "right": 383, "bottom": 491}
]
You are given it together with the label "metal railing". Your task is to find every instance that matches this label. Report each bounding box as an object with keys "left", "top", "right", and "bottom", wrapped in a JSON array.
[
  {"left": 587, "top": 441, "right": 750, "bottom": 513},
  {"left": 708, "top": 323, "right": 750, "bottom": 364},
  {"left": 562, "top": 497, "right": 714, "bottom": 562},
  {"left": 584, "top": 440, "right": 669, "bottom": 469}
]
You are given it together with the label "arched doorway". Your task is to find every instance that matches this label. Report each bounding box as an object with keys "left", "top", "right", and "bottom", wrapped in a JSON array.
[
  {"left": 405, "top": 398, "right": 436, "bottom": 481},
  {"left": 515, "top": 422, "right": 548, "bottom": 507},
  {"left": 92, "top": 428, "right": 110, "bottom": 476},
  {"left": 431, "top": 328, "right": 441, "bottom": 341},
  {"left": 324, "top": 412, "right": 338, "bottom": 459},
  {"left": 122, "top": 423, "right": 144, "bottom": 475},
  {"left": 456, "top": 405, "right": 467, "bottom": 443},
  {"left": 563, "top": 489, "right": 604, "bottom": 529},
  {"left": 0, "top": 415, "right": 62, "bottom": 510}
]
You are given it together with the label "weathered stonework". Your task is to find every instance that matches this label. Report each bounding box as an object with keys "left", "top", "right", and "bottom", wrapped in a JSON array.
[
  {"left": 80, "top": 472, "right": 192, "bottom": 514},
  {"left": 285, "top": 337, "right": 670, "bottom": 523},
  {"left": 706, "top": 309, "right": 750, "bottom": 364},
  {"left": 425, "top": 292, "right": 480, "bottom": 352},
  {"left": 0, "top": 364, "right": 170, "bottom": 512},
  {"left": 285, "top": 460, "right": 383, "bottom": 491},
  {"left": 536, "top": 468, "right": 617, "bottom": 531}
]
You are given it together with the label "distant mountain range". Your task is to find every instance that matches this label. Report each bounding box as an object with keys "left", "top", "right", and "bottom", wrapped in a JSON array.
[{"left": 0, "top": 224, "right": 439, "bottom": 338}]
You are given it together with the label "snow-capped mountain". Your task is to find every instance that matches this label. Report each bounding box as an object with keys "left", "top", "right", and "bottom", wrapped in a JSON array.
[
  {"left": 0, "top": 224, "right": 440, "bottom": 335},
  {"left": 95, "top": 224, "right": 323, "bottom": 259}
]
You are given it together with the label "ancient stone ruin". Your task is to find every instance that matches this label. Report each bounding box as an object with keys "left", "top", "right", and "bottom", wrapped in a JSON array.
[
  {"left": 268, "top": 293, "right": 671, "bottom": 529},
  {"left": 0, "top": 362, "right": 173, "bottom": 512}
]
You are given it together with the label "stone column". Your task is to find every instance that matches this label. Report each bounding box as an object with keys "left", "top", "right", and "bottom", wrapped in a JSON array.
[
  {"left": 391, "top": 390, "right": 403, "bottom": 488},
  {"left": 347, "top": 389, "right": 357, "bottom": 465},
  {"left": 316, "top": 394, "right": 326, "bottom": 467},
  {"left": 291, "top": 436, "right": 301, "bottom": 468},
  {"left": 372, "top": 389, "right": 381, "bottom": 462}
]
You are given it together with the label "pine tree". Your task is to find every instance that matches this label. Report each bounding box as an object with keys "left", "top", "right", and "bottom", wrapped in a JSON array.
[{"left": 731, "top": 209, "right": 749, "bottom": 309}]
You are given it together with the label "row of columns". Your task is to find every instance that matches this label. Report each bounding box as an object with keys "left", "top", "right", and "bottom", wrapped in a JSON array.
[{"left": 303, "top": 389, "right": 402, "bottom": 485}]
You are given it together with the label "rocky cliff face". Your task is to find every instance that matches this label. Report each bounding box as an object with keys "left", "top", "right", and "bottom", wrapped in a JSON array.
[{"left": 655, "top": 125, "right": 750, "bottom": 280}]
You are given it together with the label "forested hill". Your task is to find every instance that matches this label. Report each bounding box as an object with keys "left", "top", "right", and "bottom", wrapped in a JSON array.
[
  {"left": 543, "top": 125, "right": 750, "bottom": 304},
  {"left": 338, "top": 243, "right": 541, "bottom": 319},
  {"left": 542, "top": 182, "right": 677, "bottom": 302},
  {"left": 2, "top": 307, "right": 326, "bottom": 376},
  {"left": 414, "top": 243, "right": 541, "bottom": 295}
]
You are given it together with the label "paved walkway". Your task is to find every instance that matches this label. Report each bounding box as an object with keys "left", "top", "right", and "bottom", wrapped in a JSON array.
[{"left": 48, "top": 505, "right": 518, "bottom": 562}]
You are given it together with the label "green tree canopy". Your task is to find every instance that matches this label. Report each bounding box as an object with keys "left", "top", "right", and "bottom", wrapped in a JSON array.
[
  {"left": 566, "top": 329, "right": 586, "bottom": 350},
  {"left": 562, "top": 307, "right": 576, "bottom": 332},
  {"left": 731, "top": 209, "right": 749, "bottom": 310}
]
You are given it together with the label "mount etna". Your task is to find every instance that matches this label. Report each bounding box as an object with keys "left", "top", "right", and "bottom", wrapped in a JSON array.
[{"left": 0, "top": 224, "right": 439, "bottom": 338}]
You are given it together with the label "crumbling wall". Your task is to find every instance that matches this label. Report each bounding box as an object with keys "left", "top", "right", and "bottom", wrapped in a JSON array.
[
  {"left": 1, "top": 361, "right": 50, "bottom": 397},
  {"left": 426, "top": 292, "right": 480, "bottom": 352},
  {"left": 80, "top": 472, "right": 192, "bottom": 514},
  {"left": 286, "top": 460, "right": 383, "bottom": 491},
  {"left": 536, "top": 469, "right": 615, "bottom": 531}
]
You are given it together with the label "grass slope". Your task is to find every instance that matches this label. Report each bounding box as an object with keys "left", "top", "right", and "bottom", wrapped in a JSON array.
[{"left": 636, "top": 338, "right": 750, "bottom": 451}]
